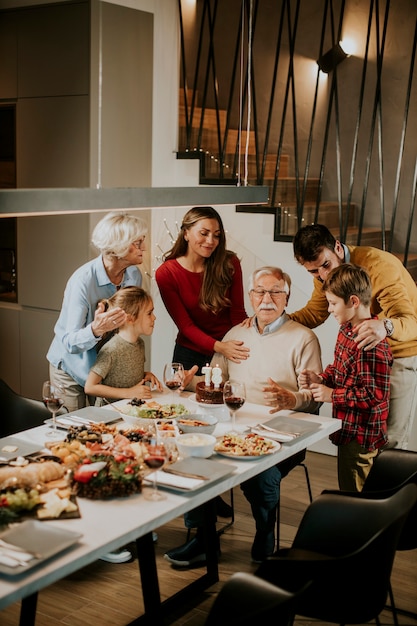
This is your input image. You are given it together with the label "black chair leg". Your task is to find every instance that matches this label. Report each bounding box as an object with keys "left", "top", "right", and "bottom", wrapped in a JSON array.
[
  {"left": 300, "top": 463, "right": 313, "bottom": 503},
  {"left": 217, "top": 488, "right": 235, "bottom": 536},
  {"left": 276, "top": 462, "right": 313, "bottom": 551},
  {"left": 186, "top": 489, "right": 235, "bottom": 540}
]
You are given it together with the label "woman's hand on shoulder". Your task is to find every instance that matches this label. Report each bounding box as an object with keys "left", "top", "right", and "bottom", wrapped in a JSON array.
[{"left": 215, "top": 340, "right": 250, "bottom": 363}]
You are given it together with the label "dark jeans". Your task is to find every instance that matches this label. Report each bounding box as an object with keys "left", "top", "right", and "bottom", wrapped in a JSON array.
[
  {"left": 184, "top": 466, "right": 282, "bottom": 531},
  {"left": 173, "top": 344, "right": 213, "bottom": 376}
]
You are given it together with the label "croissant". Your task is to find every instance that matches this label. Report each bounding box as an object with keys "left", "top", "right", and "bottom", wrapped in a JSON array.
[{"left": 0, "top": 461, "right": 65, "bottom": 489}]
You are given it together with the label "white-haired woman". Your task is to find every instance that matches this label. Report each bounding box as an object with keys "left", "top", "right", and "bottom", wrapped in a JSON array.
[{"left": 47, "top": 211, "right": 147, "bottom": 412}]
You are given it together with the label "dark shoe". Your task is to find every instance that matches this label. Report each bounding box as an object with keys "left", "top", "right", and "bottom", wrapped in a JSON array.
[
  {"left": 215, "top": 495, "right": 233, "bottom": 518},
  {"left": 251, "top": 530, "right": 275, "bottom": 563},
  {"left": 164, "top": 536, "right": 207, "bottom": 567}
]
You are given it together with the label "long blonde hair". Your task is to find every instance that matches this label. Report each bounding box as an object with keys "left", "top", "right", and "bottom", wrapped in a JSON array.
[{"left": 163, "top": 206, "right": 236, "bottom": 313}]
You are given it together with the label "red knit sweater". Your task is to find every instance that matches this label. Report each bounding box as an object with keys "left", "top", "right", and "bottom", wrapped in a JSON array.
[{"left": 155, "top": 255, "right": 247, "bottom": 355}]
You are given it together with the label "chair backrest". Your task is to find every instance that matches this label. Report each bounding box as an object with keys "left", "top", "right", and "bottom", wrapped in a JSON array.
[
  {"left": 205, "top": 571, "right": 304, "bottom": 626},
  {"left": 257, "top": 484, "right": 417, "bottom": 624},
  {"left": 363, "top": 448, "right": 417, "bottom": 551},
  {"left": 364, "top": 448, "right": 417, "bottom": 492},
  {"left": 322, "top": 448, "right": 417, "bottom": 551},
  {"left": 0, "top": 378, "right": 51, "bottom": 437}
]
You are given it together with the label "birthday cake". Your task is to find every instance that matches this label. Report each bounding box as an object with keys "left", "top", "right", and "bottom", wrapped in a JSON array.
[{"left": 196, "top": 381, "right": 224, "bottom": 404}]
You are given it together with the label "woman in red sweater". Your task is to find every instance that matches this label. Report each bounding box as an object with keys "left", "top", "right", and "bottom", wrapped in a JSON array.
[{"left": 155, "top": 206, "right": 249, "bottom": 374}]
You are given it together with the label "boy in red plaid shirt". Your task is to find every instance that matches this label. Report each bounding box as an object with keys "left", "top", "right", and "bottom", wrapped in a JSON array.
[{"left": 299, "top": 264, "right": 393, "bottom": 491}]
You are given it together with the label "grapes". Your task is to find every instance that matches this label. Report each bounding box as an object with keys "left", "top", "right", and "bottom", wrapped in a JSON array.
[
  {"left": 0, "top": 487, "right": 41, "bottom": 511},
  {"left": 130, "top": 397, "right": 145, "bottom": 406}
]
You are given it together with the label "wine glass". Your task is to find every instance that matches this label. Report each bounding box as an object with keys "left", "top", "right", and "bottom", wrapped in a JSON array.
[
  {"left": 142, "top": 436, "right": 168, "bottom": 501},
  {"left": 163, "top": 362, "right": 185, "bottom": 393},
  {"left": 42, "top": 380, "right": 65, "bottom": 438},
  {"left": 223, "top": 380, "right": 246, "bottom": 434}
]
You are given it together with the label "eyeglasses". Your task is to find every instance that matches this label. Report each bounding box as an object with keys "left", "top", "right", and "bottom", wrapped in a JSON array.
[
  {"left": 132, "top": 238, "right": 145, "bottom": 249},
  {"left": 250, "top": 289, "right": 288, "bottom": 299}
]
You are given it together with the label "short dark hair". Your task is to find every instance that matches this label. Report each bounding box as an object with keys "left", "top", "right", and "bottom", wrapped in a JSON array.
[{"left": 293, "top": 224, "right": 337, "bottom": 264}]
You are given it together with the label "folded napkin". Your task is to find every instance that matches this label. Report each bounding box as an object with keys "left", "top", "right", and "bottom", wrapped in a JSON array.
[
  {"left": 250, "top": 427, "right": 295, "bottom": 442},
  {"left": 144, "top": 470, "right": 205, "bottom": 490}
]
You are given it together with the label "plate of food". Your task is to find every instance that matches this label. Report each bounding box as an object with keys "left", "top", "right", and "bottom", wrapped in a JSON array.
[
  {"left": 214, "top": 432, "right": 281, "bottom": 460},
  {"left": 116, "top": 399, "right": 190, "bottom": 424}
]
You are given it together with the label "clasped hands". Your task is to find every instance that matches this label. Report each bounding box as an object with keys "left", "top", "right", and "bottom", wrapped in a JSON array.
[{"left": 298, "top": 370, "right": 332, "bottom": 403}]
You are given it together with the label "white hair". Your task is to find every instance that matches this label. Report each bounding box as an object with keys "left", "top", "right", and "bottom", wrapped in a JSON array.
[
  {"left": 91, "top": 211, "right": 148, "bottom": 258},
  {"left": 248, "top": 266, "right": 291, "bottom": 295}
]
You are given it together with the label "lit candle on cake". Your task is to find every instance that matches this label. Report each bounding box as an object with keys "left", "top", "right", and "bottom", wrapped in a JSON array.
[
  {"left": 212, "top": 364, "right": 222, "bottom": 389},
  {"left": 202, "top": 364, "right": 212, "bottom": 386}
]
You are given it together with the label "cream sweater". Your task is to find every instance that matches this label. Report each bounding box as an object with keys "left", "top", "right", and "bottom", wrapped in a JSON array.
[{"left": 190, "top": 315, "right": 322, "bottom": 412}]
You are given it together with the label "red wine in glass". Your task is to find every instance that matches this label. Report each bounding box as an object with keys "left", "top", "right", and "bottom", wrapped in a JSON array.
[
  {"left": 224, "top": 396, "right": 245, "bottom": 412},
  {"left": 44, "top": 397, "right": 65, "bottom": 413},
  {"left": 165, "top": 380, "right": 181, "bottom": 391},
  {"left": 143, "top": 441, "right": 168, "bottom": 501},
  {"left": 42, "top": 380, "right": 65, "bottom": 438},
  {"left": 144, "top": 455, "right": 166, "bottom": 470},
  {"left": 163, "top": 362, "right": 185, "bottom": 393},
  {"left": 223, "top": 381, "right": 246, "bottom": 433}
]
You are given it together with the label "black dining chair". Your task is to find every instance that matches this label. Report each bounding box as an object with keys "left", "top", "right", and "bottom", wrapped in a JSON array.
[
  {"left": 205, "top": 571, "right": 309, "bottom": 626},
  {"left": 255, "top": 483, "right": 417, "bottom": 626},
  {"left": 0, "top": 378, "right": 54, "bottom": 437},
  {"left": 322, "top": 448, "right": 417, "bottom": 623}
]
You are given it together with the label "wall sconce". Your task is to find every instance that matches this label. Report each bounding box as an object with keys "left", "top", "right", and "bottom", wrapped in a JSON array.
[{"left": 317, "top": 43, "right": 348, "bottom": 73}]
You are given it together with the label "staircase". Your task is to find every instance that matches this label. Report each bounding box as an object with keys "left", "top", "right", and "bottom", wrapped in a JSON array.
[{"left": 178, "top": 92, "right": 417, "bottom": 280}]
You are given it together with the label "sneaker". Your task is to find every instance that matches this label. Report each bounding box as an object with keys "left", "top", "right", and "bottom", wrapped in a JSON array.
[
  {"left": 215, "top": 495, "right": 233, "bottom": 518},
  {"left": 251, "top": 530, "right": 275, "bottom": 564},
  {"left": 100, "top": 548, "right": 132, "bottom": 564}
]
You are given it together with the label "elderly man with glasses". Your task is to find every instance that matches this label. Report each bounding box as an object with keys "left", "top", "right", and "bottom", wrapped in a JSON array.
[{"left": 164, "top": 266, "right": 322, "bottom": 567}]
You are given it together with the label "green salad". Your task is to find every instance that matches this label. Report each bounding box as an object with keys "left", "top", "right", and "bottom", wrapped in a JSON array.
[{"left": 125, "top": 403, "right": 189, "bottom": 420}]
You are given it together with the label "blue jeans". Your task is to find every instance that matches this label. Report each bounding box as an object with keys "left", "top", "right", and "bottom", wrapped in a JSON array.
[{"left": 184, "top": 466, "right": 282, "bottom": 531}]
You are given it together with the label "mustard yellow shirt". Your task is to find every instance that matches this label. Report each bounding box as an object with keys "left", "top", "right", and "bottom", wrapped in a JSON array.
[{"left": 289, "top": 245, "right": 417, "bottom": 359}]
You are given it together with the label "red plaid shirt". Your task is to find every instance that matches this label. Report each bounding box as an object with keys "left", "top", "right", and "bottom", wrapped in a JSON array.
[{"left": 321, "top": 321, "right": 393, "bottom": 450}]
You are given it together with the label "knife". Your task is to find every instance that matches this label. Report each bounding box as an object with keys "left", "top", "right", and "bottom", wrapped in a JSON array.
[{"left": 163, "top": 467, "right": 209, "bottom": 480}]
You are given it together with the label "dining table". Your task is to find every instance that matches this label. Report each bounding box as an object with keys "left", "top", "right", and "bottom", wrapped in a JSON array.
[{"left": 0, "top": 390, "right": 341, "bottom": 625}]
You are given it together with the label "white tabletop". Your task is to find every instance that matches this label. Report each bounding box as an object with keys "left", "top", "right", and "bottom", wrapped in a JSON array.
[{"left": 0, "top": 391, "right": 340, "bottom": 610}]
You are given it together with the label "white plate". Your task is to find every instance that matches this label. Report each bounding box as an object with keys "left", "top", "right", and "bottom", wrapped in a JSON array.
[
  {"left": 215, "top": 435, "right": 281, "bottom": 460},
  {"left": 188, "top": 393, "right": 225, "bottom": 409},
  {"left": 0, "top": 520, "right": 82, "bottom": 576}
]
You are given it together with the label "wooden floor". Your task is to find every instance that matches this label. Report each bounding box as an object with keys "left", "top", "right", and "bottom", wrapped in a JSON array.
[{"left": 1, "top": 451, "right": 416, "bottom": 626}]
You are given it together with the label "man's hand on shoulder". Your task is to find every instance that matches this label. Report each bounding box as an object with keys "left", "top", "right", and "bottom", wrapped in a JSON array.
[{"left": 353, "top": 318, "right": 387, "bottom": 350}]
